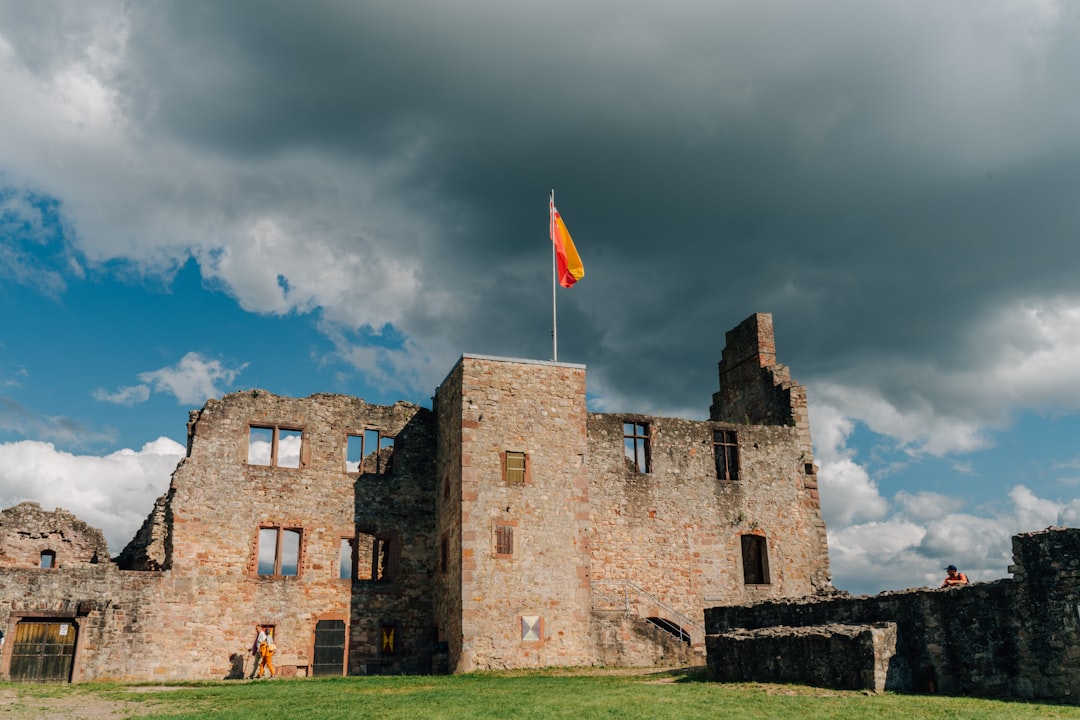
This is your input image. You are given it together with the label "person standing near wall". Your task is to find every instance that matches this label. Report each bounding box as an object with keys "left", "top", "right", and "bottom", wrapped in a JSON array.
[
  {"left": 256, "top": 625, "right": 277, "bottom": 679},
  {"left": 941, "top": 565, "right": 969, "bottom": 587}
]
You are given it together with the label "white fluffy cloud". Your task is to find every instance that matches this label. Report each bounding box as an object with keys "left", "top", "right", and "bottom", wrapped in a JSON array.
[
  {"left": 137, "top": 352, "right": 247, "bottom": 405},
  {"left": 0, "top": 437, "right": 184, "bottom": 553}
]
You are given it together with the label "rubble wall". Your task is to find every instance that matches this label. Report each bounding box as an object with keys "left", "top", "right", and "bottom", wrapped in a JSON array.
[
  {"left": 0, "top": 503, "right": 109, "bottom": 568},
  {"left": 705, "top": 528, "right": 1080, "bottom": 702}
]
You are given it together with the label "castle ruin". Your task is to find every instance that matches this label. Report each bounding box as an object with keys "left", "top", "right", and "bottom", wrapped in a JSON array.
[{"left": 0, "top": 312, "right": 831, "bottom": 681}]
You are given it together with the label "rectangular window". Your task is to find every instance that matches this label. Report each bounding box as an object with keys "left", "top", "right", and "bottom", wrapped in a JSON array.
[
  {"left": 354, "top": 531, "right": 398, "bottom": 582},
  {"left": 623, "top": 422, "right": 650, "bottom": 473},
  {"left": 439, "top": 534, "right": 449, "bottom": 573},
  {"left": 339, "top": 537, "right": 354, "bottom": 580},
  {"left": 504, "top": 451, "right": 527, "bottom": 484},
  {"left": 248, "top": 426, "right": 304, "bottom": 468},
  {"left": 39, "top": 550, "right": 55, "bottom": 569},
  {"left": 495, "top": 525, "right": 514, "bottom": 557},
  {"left": 346, "top": 430, "right": 395, "bottom": 474},
  {"left": 713, "top": 429, "right": 740, "bottom": 481},
  {"left": 741, "top": 534, "right": 770, "bottom": 585},
  {"left": 257, "top": 527, "right": 301, "bottom": 577}
]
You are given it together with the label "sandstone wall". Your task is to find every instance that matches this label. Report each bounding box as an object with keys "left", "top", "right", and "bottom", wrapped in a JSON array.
[
  {"left": 0, "top": 503, "right": 109, "bottom": 568},
  {"left": 588, "top": 416, "right": 832, "bottom": 644},
  {"left": 436, "top": 355, "right": 593, "bottom": 671}
]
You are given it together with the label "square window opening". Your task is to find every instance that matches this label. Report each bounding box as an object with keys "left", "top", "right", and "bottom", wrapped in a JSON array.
[
  {"left": 248, "top": 426, "right": 305, "bottom": 469},
  {"left": 257, "top": 527, "right": 302, "bottom": 577}
]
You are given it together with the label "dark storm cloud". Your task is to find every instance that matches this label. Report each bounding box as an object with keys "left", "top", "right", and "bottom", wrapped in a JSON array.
[{"left": 8, "top": 0, "right": 1080, "bottom": 427}]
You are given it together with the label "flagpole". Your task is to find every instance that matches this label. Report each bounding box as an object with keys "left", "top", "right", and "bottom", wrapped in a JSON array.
[{"left": 550, "top": 188, "right": 558, "bottom": 362}]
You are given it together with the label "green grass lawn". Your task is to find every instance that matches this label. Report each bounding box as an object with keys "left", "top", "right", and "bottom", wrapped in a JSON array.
[{"left": 7, "top": 668, "right": 1080, "bottom": 720}]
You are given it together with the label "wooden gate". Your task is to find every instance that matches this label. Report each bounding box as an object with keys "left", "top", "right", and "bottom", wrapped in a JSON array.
[
  {"left": 312, "top": 619, "right": 346, "bottom": 676},
  {"left": 9, "top": 620, "right": 77, "bottom": 682}
]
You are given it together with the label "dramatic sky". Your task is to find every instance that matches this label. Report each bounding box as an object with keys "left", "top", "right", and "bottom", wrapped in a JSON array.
[{"left": 2, "top": 1, "right": 1080, "bottom": 596}]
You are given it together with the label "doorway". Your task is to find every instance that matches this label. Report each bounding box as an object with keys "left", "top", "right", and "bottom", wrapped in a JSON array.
[{"left": 10, "top": 620, "right": 77, "bottom": 682}]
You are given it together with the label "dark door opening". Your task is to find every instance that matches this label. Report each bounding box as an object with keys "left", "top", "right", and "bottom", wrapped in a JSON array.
[{"left": 312, "top": 619, "right": 346, "bottom": 676}]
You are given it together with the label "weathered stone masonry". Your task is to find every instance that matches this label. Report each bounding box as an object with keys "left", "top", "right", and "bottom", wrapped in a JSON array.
[
  {"left": 705, "top": 528, "right": 1080, "bottom": 703},
  {"left": 0, "top": 312, "right": 834, "bottom": 681}
]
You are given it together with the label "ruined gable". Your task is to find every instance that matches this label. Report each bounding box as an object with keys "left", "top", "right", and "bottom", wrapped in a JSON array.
[{"left": 0, "top": 502, "right": 109, "bottom": 568}]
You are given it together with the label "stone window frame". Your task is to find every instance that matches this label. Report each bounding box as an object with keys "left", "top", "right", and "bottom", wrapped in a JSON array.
[
  {"left": 493, "top": 520, "right": 517, "bottom": 559},
  {"left": 501, "top": 451, "right": 531, "bottom": 485},
  {"left": 345, "top": 429, "right": 395, "bottom": 475},
  {"left": 247, "top": 424, "right": 308, "bottom": 469},
  {"left": 353, "top": 527, "right": 401, "bottom": 584},
  {"left": 520, "top": 614, "right": 544, "bottom": 645},
  {"left": 337, "top": 536, "right": 354, "bottom": 580},
  {"left": 740, "top": 533, "right": 771, "bottom": 585},
  {"left": 623, "top": 421, "right": 651, "bottom": 474},
  {"left": 713, "top": 428, "right": 740, "bottom": 481},
  {"left": 255, "top": 525, "right": 303, "bottom": 578},
  {"left": 39, "top": 550, "right": 56, "bottom": 569}
]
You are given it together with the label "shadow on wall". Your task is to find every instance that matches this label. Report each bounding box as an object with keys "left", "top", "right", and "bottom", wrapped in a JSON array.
[{"left": 226, "top": 653, "right": 246, "bottom": 680}]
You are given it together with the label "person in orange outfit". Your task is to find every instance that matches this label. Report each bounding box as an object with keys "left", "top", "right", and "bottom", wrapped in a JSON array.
[{"left": 256, "top": 625, "right": 276, "bottom": 679}]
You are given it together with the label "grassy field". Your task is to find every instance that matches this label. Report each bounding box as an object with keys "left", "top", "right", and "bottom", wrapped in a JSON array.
[{"left": 4, "top": 668, "right": 1080, "bottom": 720}]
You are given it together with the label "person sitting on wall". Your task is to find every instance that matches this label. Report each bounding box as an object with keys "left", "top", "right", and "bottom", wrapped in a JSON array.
[{"left": 941, "top": 564, "right": 969, "bottom": 587}]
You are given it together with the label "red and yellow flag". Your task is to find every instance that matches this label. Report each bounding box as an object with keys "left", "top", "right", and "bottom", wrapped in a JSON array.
[{"left": 549, "top": 195, "right": 585, "bottom": 288}]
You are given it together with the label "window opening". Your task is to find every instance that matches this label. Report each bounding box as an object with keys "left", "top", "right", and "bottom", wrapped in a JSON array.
[
  {"left": 39, "top": 550, "right": 55, "bottom": 569},
  {"left": 439, "top": 534, "right": 449, "bottom": 573},
  {"left": 495, "top": 525, "right": 514, "bottom": 556},
  {"left": 354, "top": 531, "right": 398, "bottom": 582},
  {"left": 623, "top": 422, "right": 650, "bottom": 473},
  {"left": 339, "top": 538, "right": 354, "bottom": 580},
  {"left": 741, "top": 534, "right": 770, "bottom": 585},
  {"left": 713, "top": 429, "right": 740, "bottom": 481},
  {"left": 347, "top": 430, "right": 395, "bottom": 474},
  {"left": 248, "top": 426, "right": 304, "bottom": 468},
  {"left": 257, "top": 527, "right": 301, "bottom": 576},
  {"left": 505, "top": 451, "right": 527, "bottom": 483}
]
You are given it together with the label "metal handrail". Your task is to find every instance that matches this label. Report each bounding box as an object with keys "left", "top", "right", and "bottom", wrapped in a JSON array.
[{"left": 592, "top": 578, "right": 705, "bottom": 636}]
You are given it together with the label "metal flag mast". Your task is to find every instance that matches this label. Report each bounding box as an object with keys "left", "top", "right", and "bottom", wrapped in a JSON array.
[{"left": 550, "top": 188, "right": 558, "bottom": 361}]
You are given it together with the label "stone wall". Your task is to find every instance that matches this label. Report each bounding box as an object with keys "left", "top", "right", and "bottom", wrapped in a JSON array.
[
  {"left": 587, "top": 416, "right": 831, "bottom": 643},
  {"left": 704, "top": 527, "right": 1080, "bottom": 703},
  {"left": 0, "top": 312, "right": 836, "bottom": 681},
  {"left": 435, "top": 355, "right": 594, "bottom": 671},
  {"left": 0, "top": 502, "right": 109, "bottom": 568}
]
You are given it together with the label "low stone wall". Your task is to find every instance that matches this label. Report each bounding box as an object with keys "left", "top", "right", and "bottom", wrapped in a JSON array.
[
  {"left": 706, "top": 623, "right": 896, "bottom": 692},
  {"left": 704, "top": 528, "right": 1080, "bottom": 703}
]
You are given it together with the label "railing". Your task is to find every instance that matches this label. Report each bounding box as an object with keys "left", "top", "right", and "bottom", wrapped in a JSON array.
[{"left": 592, "top": 578, "right": 705, "bottom": 643}]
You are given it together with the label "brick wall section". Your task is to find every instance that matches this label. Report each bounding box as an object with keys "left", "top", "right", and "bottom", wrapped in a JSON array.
[
  {"left": 0, "top": 502, "right": 110, "bottom": 568},
  {"left": 704, "top": 528, "right": 1080, "bottom": 703},
  {"left": 435, "top": 355, "right": 593, "bottom": 671}
]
